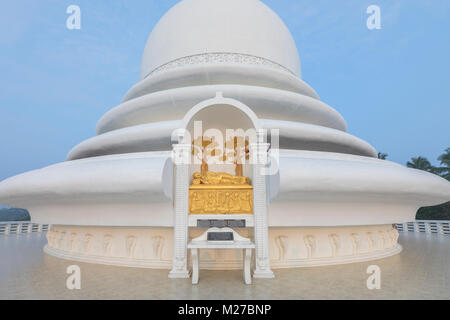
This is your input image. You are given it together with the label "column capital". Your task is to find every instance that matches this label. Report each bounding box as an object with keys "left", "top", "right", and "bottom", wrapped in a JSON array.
[{"left": 172, "top": 143, "right": 191, "bottom": 165}]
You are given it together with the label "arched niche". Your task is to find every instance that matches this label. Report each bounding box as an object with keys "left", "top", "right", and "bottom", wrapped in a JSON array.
[{"left": 182, "top": 92, "right": 261, "bottom": 183}]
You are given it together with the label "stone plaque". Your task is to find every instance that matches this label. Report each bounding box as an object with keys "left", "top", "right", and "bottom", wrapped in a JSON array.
[
  {"left": 226, "top": 219, "right": 246, "bottom": 228},
  {"left": 197, "top": 219, "right": 246, "bottom": 228},
  {"left": 207, "top": 232, "right": 234, "bottom": 241}
]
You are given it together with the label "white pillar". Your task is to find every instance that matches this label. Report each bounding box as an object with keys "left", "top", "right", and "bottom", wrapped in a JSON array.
[
  {"left": 438, "top": 223, "right": 444, "bottom": 235},
  {"left": 169, "top": 137, "right": 191, "bottom": 278},
  {"left": 251, "top": 130, "right": 274, "bottom": 278}
]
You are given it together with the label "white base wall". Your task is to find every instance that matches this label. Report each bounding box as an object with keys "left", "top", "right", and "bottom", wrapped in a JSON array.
[{"left": 45, "top": 224, "right": 401, "bottom": 269}]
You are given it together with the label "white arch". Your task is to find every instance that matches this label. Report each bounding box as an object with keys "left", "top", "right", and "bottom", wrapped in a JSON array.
[{"left": 181, "top": 92, "right": 261, "bottom": 130}]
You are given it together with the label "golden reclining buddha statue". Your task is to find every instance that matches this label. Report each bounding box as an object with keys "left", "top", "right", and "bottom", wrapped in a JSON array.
[
  {"left": 189, "top": 171, "right": 253, "bottom": 215},
  {"left": 188, "top": 135, "right": 253, "bottom": 214},
  {"left": 192, "top": 171, "right": 249, "bottom": 185}
]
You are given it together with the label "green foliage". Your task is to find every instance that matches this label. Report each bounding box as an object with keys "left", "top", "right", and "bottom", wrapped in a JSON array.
[
  {"left": 377, "top": 152, "right": 388, "bottom": 160},
  {"left": 406, "top": 148, "right": 450, "bottom": 181},
  {"left": 416, "top": 201, "right": 450, "bottom": 220},
  {"left": 436, "top": 148, "right": 450, "bottom": 180},
  {"left": 405, "top": 148, "right": 450, "bottom": 220},
  {"left": 407, "top": 156, "right": 433, "bottom": 171},
  {"left": 0, "top": 208, "right": 30, "bottom": 221}
]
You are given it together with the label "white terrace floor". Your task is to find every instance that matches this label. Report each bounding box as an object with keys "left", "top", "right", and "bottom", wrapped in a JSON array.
[{"left": 0, "top": 232, "right": 449, "bottom": 300}]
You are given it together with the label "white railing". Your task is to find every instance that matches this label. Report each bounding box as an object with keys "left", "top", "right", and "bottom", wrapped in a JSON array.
[
  {"left": 0, "top": 221, "right": 50, "bottom": 235},
  {"left": 3, "top": 220, "right": 448, "bottom": 235},
  {"left": 396, "top": 220, "right": 450, "bottom": 235}
]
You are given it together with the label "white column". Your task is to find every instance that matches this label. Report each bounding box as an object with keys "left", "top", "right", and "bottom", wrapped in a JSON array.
[
  {"left": 191, "top": 248, "right": 199, "bottom": 284},
  {"left": 251, "top": 130, "right": 274, "bottom": 278},
  {"left": 243, "top": 248, "right": 252, "bottom": 284},
  {"left": 168, "top": 138, "right": 191, "bottom": 278}
]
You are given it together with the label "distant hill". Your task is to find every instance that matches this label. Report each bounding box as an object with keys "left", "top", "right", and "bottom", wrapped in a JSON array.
[{"left": 0, "top": 208, "right": 30, "bottom": 221}]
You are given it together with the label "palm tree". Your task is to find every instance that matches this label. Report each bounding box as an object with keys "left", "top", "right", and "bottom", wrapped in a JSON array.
[
  {"left": 377, "top": 152, "right": 388, "bottom": 160},
  {"left": 436, "top": 148, "right": 450, "bottom": 181},
  {"left": 406, "top": 156, "right": 433, "bottom": 171},
  {"left": 438, "top": 148, "right": 450, "bottom": 165}
]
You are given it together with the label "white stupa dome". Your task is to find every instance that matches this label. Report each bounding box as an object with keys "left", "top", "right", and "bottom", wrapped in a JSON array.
[{"left": 140, "top": 0, "right": 301, "bottom": 80}]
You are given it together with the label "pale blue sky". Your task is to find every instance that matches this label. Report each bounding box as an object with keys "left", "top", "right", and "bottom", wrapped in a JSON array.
[{"left": 0, "top": 0, "right": 449, "bottom": 183}]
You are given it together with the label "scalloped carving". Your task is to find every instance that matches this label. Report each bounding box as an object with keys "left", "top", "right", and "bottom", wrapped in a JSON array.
[
  {"left": 146, "top": 53, "right": 294, "bottom": 78},
  {"left": 103, "top": 234, "right": 113, "bottom": 256},
  {"left": 367, "top": 232, "right": 376, "bottom": 250},
  {"left": 304, "top": 235, "right": 316, "bottom": 259},
  {"left": 69, "top": 232, "right": 77, "bottom": 252},
  {"left": 275, "top": 235, "right": 288, "bottom": 261},
  {"left": 351, "top": 233, "right": 360, "bottom": 255},
  {"left": 151, "top": 235, "right": 164, "bottom": 259},
  {"left": 83, "top": 234, "right": 92, "bottom": 253},
  {"left": 126, "top": 236, "right": 137, "bottom": 258},
  {"left": 328, "top": 233, "right": 340, "bottom": 257}
]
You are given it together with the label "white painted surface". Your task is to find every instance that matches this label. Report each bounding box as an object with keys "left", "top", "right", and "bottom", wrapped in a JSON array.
[
  {"left": 140, "top": 0, "right": 301, "bottom": 79},
  {"left": 96, "top": 85, "right": 347, "bottom": 135},
  {"left": 68, "top": 119, "right": 376, "bottom": 160},
  {"left": 188, "top": 247, "right": 254, "bottom": 284},
  {"left": 124, "top": 63, "right": 318, "bottom": 103},
  {"left": 0, "top": 150, "right": 449, "bottom": 227}
]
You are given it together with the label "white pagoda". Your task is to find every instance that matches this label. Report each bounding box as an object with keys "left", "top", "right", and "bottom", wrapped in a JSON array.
[{"left": 0, "top": 0, "right": 449, "bottom": 277}]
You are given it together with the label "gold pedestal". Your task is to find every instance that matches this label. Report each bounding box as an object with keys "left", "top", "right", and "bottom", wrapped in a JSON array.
[{"left": 189, "top": 185, "right": 253, "bottom": 214}]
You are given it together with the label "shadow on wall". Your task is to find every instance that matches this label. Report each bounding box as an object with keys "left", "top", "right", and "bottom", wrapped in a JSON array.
[{"left": 0, "top": 207, "right": 30, "bottom": 221}]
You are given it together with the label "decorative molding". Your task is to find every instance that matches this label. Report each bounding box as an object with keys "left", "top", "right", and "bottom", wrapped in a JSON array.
[
  {"left": 45, "top": 224, "right": 401, "bottom": 270},
  {"left": 145, "top": 53, "right": 294, "bottom": 79},
  {"left": 275, "top": 235, "right": 288, "bottom": 262},
  {"left": 304, "top": 235, "right": 316, "bottom": 259},
  {"left": 366, "top": 232, "right": 375, "bottom": 250},
  {"left": 328, "top": 233, "right": 340, "bottom": 257},
  {"left": 351, "top": 233, "right": 360, "bottom": 255},
  {"left": 378, "top": 230, "right": 386, "bottom": 249},
  {"left": 151, "top": 235, "right": 164, "bottom": 259},
  {"left": 126, "top": 236, "right": 137, "bottom": 258},
  {"left": 83, "top": 234, "right": 92, "bottom": 254},
  {"left": 391, "top": 228, "right": 399, "bottom": 244},
  {"left": 102, "top": 234, "right": 112, "bottom": 255}
]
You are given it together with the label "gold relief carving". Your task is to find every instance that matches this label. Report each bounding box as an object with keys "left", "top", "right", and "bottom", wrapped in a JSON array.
[
  {"left": 189, "top": 185, "right": 253, "bottom": 214},
  {"left": 192, "top": 171, "right": 249, "bottom": 185},
  {"left": 189, "top": 169, "right": 253, "bottom": 214}
]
